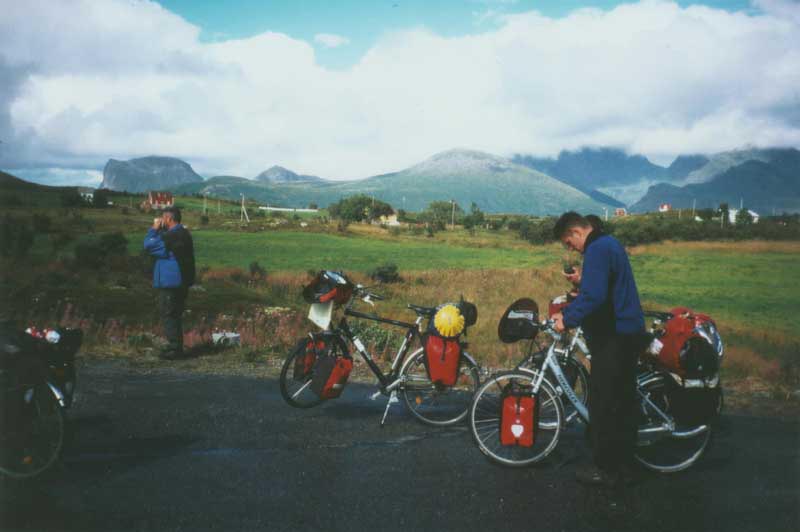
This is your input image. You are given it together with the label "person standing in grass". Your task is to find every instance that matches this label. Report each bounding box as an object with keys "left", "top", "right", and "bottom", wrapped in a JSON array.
[
  {"left": 551, "top": 211, "right": 647, "bottom": 487},
  {"left": 144, "top": 206, "right": 195, "bottom": 360}
]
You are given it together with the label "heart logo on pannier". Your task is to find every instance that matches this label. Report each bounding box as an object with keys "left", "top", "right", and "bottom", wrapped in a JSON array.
[{"left": 511, "top": 424, "right": 524, "bottom": 438}]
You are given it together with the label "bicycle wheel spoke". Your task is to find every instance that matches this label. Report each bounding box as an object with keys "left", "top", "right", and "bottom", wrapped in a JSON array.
[{"left": 290, "top": 379, "right": 312, "bottom": 400}]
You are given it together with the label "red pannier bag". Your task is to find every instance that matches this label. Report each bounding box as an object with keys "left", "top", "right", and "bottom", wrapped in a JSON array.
[
  {"left": 310, "top": 353, "right": 353, "bottom": 399},
  {"left": 657, "top": 307, "right": 721, "bottom": 378},
  {"left": 293, "top": 338, "right": 324, "bottom": 381},
  {"left": 500, "top": 381, "right": 538, "bottom": 447},
  {"left": 423, "top": 333, "right": 462, "bottom": 386}
]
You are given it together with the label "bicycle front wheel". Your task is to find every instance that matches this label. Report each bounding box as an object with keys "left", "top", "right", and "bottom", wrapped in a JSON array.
[
  {"left": 279, "top": 338, "right": 325, "bottom": 409},
  {"left": 469, "top": 370, "right": 563, "bottom": 467},
  {"left": 400, "top": 349, "right": 480, "bottom": 427}
]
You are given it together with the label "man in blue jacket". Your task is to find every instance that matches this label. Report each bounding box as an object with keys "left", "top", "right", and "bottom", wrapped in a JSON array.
[
  {"left": 551, "top": 212, "right": 647, "bottom": 486},
  {"left": 144, "top": 206, "right": 195, "bottom": 360}
]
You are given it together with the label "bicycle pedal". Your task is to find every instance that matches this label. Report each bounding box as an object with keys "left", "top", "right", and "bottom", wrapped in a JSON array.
[{"left": 369, "top": 390, "right": 383, "bottom": 401}]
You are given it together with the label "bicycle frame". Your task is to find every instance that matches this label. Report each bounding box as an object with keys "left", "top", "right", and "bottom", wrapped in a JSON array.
[
  {"left": 337, "top": 307, "right": 424, "bottom": 394},
  {"left": 525, "top": 327, "right": 708, "bottom": 440}
]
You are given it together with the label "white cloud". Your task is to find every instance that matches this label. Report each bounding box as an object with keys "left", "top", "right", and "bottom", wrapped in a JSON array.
[
  {"left": 0, "top": 0, "right": 798, "bottom": 183},
  {"left": 314, "top": 33, "right": 351, "bottom": 49}
]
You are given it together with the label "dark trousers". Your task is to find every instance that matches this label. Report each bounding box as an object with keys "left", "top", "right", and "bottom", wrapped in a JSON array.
[
  {"left": 586, "top": 334, "right": 645, "bottom": 472},
  {"left": 159, "top": 287, "right": 188, "bottom": 353}
]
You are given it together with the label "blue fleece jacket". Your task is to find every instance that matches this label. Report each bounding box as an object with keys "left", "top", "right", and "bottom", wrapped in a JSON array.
[
  {"left": 562, "top": 232, "right": 645, "bottom": 336},
  {"left": 144, "top": 225, "right": 183, "bottom": 288}
]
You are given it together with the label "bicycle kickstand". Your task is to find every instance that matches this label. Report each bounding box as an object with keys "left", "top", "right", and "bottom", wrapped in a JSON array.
[{"left": 380, "top": 390, "right": 399, "bottom": 427}]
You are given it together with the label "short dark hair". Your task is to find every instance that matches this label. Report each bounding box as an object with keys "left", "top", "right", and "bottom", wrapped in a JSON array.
[
  {"left": 553, "top": 211, "right": 590, "bottom": 239},
  {"left": 163, "top": 206, "right": 182, "bottom": 223},
  {"left": 585, "top": 214, "right": 603, "bottom": 232}
]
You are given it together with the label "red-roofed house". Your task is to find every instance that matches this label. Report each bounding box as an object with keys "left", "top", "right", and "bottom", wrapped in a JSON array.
[
  {"left": 141, "top": 191, "right": 174, "bottom": 211},
  {"left": 658, "top": 203, "right": 672, "bottom": 212}
]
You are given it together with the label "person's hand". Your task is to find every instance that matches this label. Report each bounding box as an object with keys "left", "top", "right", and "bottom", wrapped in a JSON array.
[
  {"left": 152, "top": 218, "right": 163, "bottom": 230},
  {"left": 563, "top": 266, "right": 581, "bottom": 286},
  {"left": 552, "top": 312, "right": 565, "bottom": 333}
]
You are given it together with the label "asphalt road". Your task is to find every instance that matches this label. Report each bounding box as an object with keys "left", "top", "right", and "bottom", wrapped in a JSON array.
[{"left": 1, "top": 361, "right": 798, "bottom": 532}]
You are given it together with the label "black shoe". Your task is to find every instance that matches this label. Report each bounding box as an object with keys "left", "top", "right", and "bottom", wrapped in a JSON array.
[{"left": 575, "top": 465, "right": 621, "bottom": 487}]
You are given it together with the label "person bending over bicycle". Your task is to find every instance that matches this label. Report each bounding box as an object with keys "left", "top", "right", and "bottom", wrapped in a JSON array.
[{"left": 551, "top": 212, "right": 649, "bottom": 487}]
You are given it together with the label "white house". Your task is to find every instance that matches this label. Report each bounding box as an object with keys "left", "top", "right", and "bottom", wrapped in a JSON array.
[
  {"left": 658, "top": 203, "right": 672, "bottom": 213},
  {"left": 77, "top": 187, "right": 95, "bottom": 202},
  {"left": 376, "top": 214, "right": 401, "bottom": 226},
  {"left": 728, "top": 208, "right": 759, "bottom": 224}
]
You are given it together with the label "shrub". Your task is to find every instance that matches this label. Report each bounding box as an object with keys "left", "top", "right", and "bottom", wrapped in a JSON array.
[
  {"left": 369, "top": 263, "right": 401, "bottom": 284},
  {"left": 32, "top": 214, "right": 52, "bottom": 233},
  {"left": 388, "top": 226, "right": 401, "bottom": 237},
  {"left": 200, "top": 215, "right": 210, "bottom": 225},
  {"left": 0, "top": 216, "right": 35, "bottom": 258},
  {"left": 249, "top": 261, "right": 267, "bottom": 280},
  {"left": 74, "top": 232, "right": 128, "bottom": 269},
  {"left": 49, "top": 231, "right": 75, "bottom": 254}
]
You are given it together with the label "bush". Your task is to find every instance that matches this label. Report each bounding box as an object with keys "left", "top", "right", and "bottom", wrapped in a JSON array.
[
  {"left": 388, "top": 226, "right": 401, "bottom": 237},
  {"left": 249, "top": 261, "right": 267, "bottom": 280},
  {"left": 0, "top": 216, "right": 35, "bottom": 258},
  {"left": 200, "top": 215, "right": 210, "bottom": 225},
  {"left": 74, "top": 232, "right": 128, "bottom": 269},
  {"left": 32, "top": 214, "right": 52, "bottom": 233},
  {"left": 369, "top": 263, "right": 401, "bottom": 284}
]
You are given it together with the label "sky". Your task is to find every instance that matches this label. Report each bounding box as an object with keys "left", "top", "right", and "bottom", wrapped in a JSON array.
[{"left": 0, "top": 0, "right": 798, "bottom": 186}]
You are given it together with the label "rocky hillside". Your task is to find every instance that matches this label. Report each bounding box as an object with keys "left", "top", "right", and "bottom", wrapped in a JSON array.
[{"left": 100, "top": 156, "right": 203, "bottom": 193}]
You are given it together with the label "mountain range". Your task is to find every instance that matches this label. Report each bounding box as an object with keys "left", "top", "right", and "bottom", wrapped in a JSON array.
[
  {"left": 175, "top": 149, "right": 607, "bottom": 215},
  {"left": 7, "top": 145, "right": 797, "bottom": 215}
]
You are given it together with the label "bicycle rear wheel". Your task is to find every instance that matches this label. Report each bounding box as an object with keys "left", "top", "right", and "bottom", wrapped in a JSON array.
[
  {"left": 279, "top": 338, "right": 325, "bottom": 409},
  {"left": 469, "top": 370, "right": 563, "bottom": 467},
  {"left": 400, "top": 349, "right": 480, "bottom": 427},
  {"left": 634, "top": 379, "right": 713, "bottom": 473},
  {"left": 0, "top": 382, "right": 65, "bottom": 479}
]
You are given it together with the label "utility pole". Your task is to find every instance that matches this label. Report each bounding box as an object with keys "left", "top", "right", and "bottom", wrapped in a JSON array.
[
  {"left": 692, "top": 198, "right": 696, "bottom": 218},
  {"left": 603, "top": 207, "right": 608, "bottom": 221},
  {"left": 203, "top": 193, "right": 207, "bottom": 215},
  {"left": 678, "top": 209, "right": 681, "bottom": 220},
  {"left": 240, "top": 194, "right": 250, "bottom": 223},
  {"left": 451, "top": 200, "right": 456, "bottom": 229},
  {"left": 217, "top": 199, "right": 221, "bottom": 214}
]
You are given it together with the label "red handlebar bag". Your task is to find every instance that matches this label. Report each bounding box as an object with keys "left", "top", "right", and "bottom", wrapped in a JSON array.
[
  {"left": 310, "top": 354, "right": 353, "bottom": 399},
  {"left": 423, "top": 333, "right": 462, "bottom": 387},
  {"left": 500, "top": 382, "right": 538, "bottom": 447},
  {"left": 293, "top": 339, "right": 325, "bottom": 381}
]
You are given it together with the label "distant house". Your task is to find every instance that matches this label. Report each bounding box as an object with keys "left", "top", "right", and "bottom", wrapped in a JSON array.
[
  {"left": 614, "top": 208, "right": 627, "bottom": 217},
  {"left": 376, "top": 214, "right": 400, "bottom": 226},
  {"left": 141, "top": 191, "right": 174, "bottom": 211},
  {"left": 728, "top": 208, "right": 759, "bottom": 224},
  {"left": 77, "top": 187, "right": 95, "bottom": 203},
  {"left": 658, "top": 203, "right": 672, "bottom": 213}
]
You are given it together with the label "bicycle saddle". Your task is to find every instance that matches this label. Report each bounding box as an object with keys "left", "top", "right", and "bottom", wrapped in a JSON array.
[{"left": 407, "top": 304, "right": 436, "bottom": 317}]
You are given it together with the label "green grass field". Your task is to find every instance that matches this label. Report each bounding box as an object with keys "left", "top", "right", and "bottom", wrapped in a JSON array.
[
  {"left": 122, "top": 228, "right": 800, "bottom": 342},
  {"left": 127, "top": 229, "right": 557, "bottom": 272}
]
